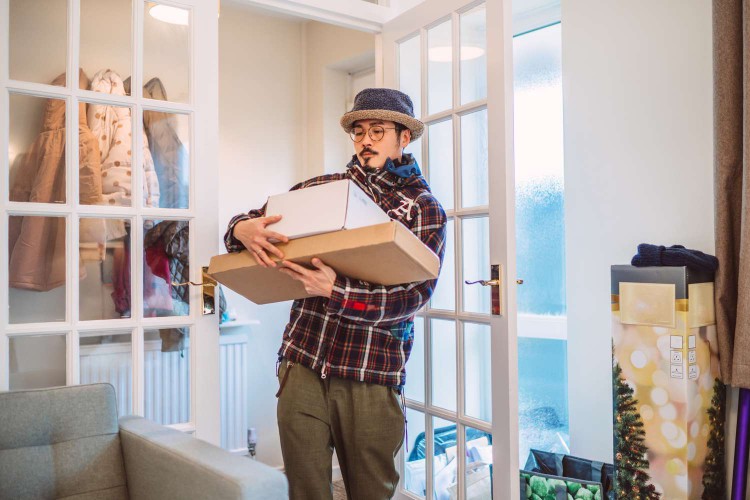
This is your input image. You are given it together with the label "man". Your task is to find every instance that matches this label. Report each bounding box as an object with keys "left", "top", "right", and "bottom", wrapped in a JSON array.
[{"left": 224, "top": 88, "right": 447, "bottom": 499}]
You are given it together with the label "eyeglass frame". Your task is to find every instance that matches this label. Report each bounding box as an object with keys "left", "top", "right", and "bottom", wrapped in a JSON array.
[{"left": 349, "top": 124, "right": 400, "bottom": 143}]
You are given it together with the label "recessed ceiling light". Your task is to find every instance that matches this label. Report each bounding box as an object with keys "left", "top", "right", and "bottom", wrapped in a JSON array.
[
  {"left": 428, "top": 45, "right": 485, "bottom": 62},
  {"left": 149, "top": 4, "right": 189, "bottom": 26}
]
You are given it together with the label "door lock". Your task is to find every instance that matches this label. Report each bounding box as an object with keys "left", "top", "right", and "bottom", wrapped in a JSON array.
[
  {"left": 464, "top": 264, "right": 503, "bottom": 316},
  {"left": 172, "top": 266, "right": 218, "bottom": 315}
]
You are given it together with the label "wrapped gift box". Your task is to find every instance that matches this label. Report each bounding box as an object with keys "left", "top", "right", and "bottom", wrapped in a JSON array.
[{"left": 610, "top": 265, "right": 722, "bottom": 499}]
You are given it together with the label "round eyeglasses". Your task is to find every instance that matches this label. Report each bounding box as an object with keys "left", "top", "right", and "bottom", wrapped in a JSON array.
[{"left": 349, "top": 125, "right": 398, "bottom": 143}]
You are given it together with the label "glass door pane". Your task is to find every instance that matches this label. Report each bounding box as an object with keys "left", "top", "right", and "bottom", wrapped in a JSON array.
[
  {"left": 143, "top": 1, "right": 191, "bottom": 104},
  {"left": 431, "top": 319, "right": 456, "bottom": 412},
  {"left": 9, "top": 94, "right": 67, "bottom": 204},
  {"left": 9, "top": 216, "right": 67, "bottom": 324},
  {"left": 79, "top": 218, "right": 132, "bottom": 320},
  {"left": 427, "top": 20, "right": 453, "bottom": 115},
  {"left": 9, "top": 0, "right": 67, "bottom": 86},
  {"left": 143, "top": 219, "right": 190, "bottom": 317},
  {"left": 404, "top": 408, "right": 427, "bottom": 498},
  {"left": 464, "top": 322, "right": 491, "bottom": 422},
  {"left": 460, "top": 5, "right": 487, "bottom": 105},
  {"left": 79, "top": 330, "right": 134, "bottom": 416},
  {"left": 427, "top": 119, "right": 453, "bottom": 210},
  {"left": 80, "top": 0, "right": 133, "bottom": 93},
  {"left": 144, "top": 328, "right": 191, "bottom": 425},
  {"left": 9, "top": 334, "right": 67, "bottom": 390},
  {"left": 405, "top": 316, "right": 426, "bottom": 403},
  {"left": 462, "top": 217, "right": 490, "bottom": 314}
]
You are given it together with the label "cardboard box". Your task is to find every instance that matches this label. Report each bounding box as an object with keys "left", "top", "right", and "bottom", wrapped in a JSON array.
[
  {"left": 209, "top": 221, "right": 440, "bottom": 304},
  {"left": 265, "top": 179, "right": 391, "bottom": 241},
  {"left": 611, "top": 265, "right": 722, "bottom": 499}
]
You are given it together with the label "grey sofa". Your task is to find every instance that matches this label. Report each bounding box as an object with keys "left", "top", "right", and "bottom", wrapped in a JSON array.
[{"left": 0, "top": 383, "right": 288, "bottom": 499}]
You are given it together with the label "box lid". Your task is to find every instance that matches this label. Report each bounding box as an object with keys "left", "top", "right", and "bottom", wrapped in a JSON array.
[
  {"left": 264, "top": 180, "right": 390, "bottom": 241},
  {"left": 610, "top": 265, "right": 714, "bottom": 299}
]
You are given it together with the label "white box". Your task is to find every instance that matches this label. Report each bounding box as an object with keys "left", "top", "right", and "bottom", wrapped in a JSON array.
[{"left": 265, "top": 180, "right": 391, "bottom": 241}]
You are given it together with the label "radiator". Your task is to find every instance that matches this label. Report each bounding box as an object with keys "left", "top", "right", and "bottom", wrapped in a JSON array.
[{"left": 80, "top": 333, "right": 248, "bottom": 452}]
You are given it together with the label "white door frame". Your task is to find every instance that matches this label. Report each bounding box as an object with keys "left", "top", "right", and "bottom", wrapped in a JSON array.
[
  {"left": 0, "top": 0, "right": 220, "bottom": 444},
  {"left": 380, "top": 0, "right": 519, "bottom": 498}
]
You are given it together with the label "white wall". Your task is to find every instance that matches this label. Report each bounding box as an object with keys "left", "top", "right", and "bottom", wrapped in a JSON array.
[
  {"left": 303, "top": 21, "right": 375, "bottom": 178},
  {"left": 219, "top": 3, "right": 305, "bottom": 468},
  {"left": 562, "top": 0, "right": 713, "bottom": 464},
  {"left": 218, "top": 4, "right": 374, "bottom": 469}
]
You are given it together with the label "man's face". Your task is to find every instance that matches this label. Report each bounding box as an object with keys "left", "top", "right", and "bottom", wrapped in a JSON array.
[{"left": 351, "top": 119, "right": 411, "bottom": 169}]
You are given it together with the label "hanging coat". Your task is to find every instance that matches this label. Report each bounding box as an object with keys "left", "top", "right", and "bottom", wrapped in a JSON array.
[
  {"left": 88, "top": 69, "right": 160, "bottom": 239},
  {"left": 9, "top": 69, "right": 103, "bottom": 291},
  {"left": 144, "top": 77, "right": 189, "bottom": 209}
]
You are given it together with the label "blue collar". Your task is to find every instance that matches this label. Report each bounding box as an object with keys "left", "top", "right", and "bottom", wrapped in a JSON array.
[
  {"left": 384, "top": 154, "right": 422, "bottom": 178},
  {"left": 348, "top": 154, "right": 422, "bottom": 179}
]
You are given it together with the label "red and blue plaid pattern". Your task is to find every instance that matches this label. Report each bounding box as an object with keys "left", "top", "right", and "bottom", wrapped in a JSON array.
[{"left": 224, "top": 155, "right": 447, "bottom": 388}]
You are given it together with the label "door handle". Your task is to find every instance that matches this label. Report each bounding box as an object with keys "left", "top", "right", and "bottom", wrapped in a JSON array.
[
  {"left": 465, "top": 265, "right": 503, "bottom": 316},
  {"left": 464, "top": 279, "right": 500, "bottom": 287},
  {"left": 172, "top": 266, "right": 217, "bottom": 315}
]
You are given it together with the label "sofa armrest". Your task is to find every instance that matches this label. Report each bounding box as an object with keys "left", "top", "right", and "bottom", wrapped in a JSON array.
[{"left": 118, "top": 416, "right": 287, "bottom": 500}]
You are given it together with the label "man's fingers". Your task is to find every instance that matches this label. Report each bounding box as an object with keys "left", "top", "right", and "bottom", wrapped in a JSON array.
[
  {"left": 265, "top": 230, "right": 289, "bottom": 243},
  {"left": 261, "top": 214, "right": 283, "bottom": 226},
  {"left": 280, "top": 260, "right": 309, "bottom": 275},
  {"left": 279, "top": 268, "right": 303, "bottom": 282},
  {"left": 310, "top": 257, "right": 330, "bottom": 270},
  {"left": 248, "top": 245, "right": 268, "bottom": 268},
  {"left": 250, "top": 245, "right": 276, "bottom": 268},
  {"left": 257, "top": 239, "right": 284, "bottom": 260}
]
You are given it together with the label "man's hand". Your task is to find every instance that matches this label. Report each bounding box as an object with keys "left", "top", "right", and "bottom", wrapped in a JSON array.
[
  {"left": 278, "top": 258, "right": 336, "bottom": 298},
  {"left": 234, "top": 215, "right": 289, "bottom": 268}
]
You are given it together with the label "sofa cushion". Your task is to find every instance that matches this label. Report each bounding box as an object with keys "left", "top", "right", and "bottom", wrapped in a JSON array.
[{"left": 0, "top": 384, "right": 128, "bottom": 499}]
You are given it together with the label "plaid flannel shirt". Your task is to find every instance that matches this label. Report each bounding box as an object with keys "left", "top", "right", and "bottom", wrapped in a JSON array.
[{"left": 224, "top": 154, "right": 447, "bottom": 388}]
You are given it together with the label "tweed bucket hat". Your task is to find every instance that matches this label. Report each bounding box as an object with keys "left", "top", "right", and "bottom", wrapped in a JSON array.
[{"left": 340, "top": 88, "right": 425, "bottom": 140}]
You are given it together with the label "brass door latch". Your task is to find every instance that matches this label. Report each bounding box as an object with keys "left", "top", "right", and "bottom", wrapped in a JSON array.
[
  {"left": 464, "top": 264, "right": 503, "bottom": 316},
  {"left": 172, "top": 266, "right": 218, "bottom": 315}
]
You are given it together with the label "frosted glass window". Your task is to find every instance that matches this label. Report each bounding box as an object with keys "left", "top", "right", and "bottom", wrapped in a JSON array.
[
  {"left": 513, "top": 23, "right": 566, "bottom": 316},
  {"left": 513, "top": 24, "right": 569, "bottom": 464}
]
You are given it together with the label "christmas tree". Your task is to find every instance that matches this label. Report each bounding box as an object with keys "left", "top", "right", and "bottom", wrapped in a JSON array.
[
  {"left": 702, "top": 378, "right": 726, "bottom": 499},
  {"left": 613, "top": 359, "right": 661, "bottom": 499}
]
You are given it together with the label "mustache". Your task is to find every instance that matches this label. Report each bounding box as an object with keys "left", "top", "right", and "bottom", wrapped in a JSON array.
[{"left": 360, "top": 148, "right": 378, "bottom": 156}]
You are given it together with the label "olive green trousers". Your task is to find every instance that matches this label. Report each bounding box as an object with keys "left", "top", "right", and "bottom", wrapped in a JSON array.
[{"left": 276, "top": 359, "right": 405, "bottom": 500}]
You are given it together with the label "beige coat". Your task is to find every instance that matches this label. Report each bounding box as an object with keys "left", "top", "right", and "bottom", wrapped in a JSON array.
[{"left": 9, "top": 70, "right": 103, "bottom": 291}]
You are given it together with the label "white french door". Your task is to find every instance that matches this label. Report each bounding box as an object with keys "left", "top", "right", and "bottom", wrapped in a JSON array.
[
  {"left": 0, "top": 0, "right": 220, "bottom": 443},
  {"left": 380, "top": 1, "right": 519, "bottom": 498}
]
